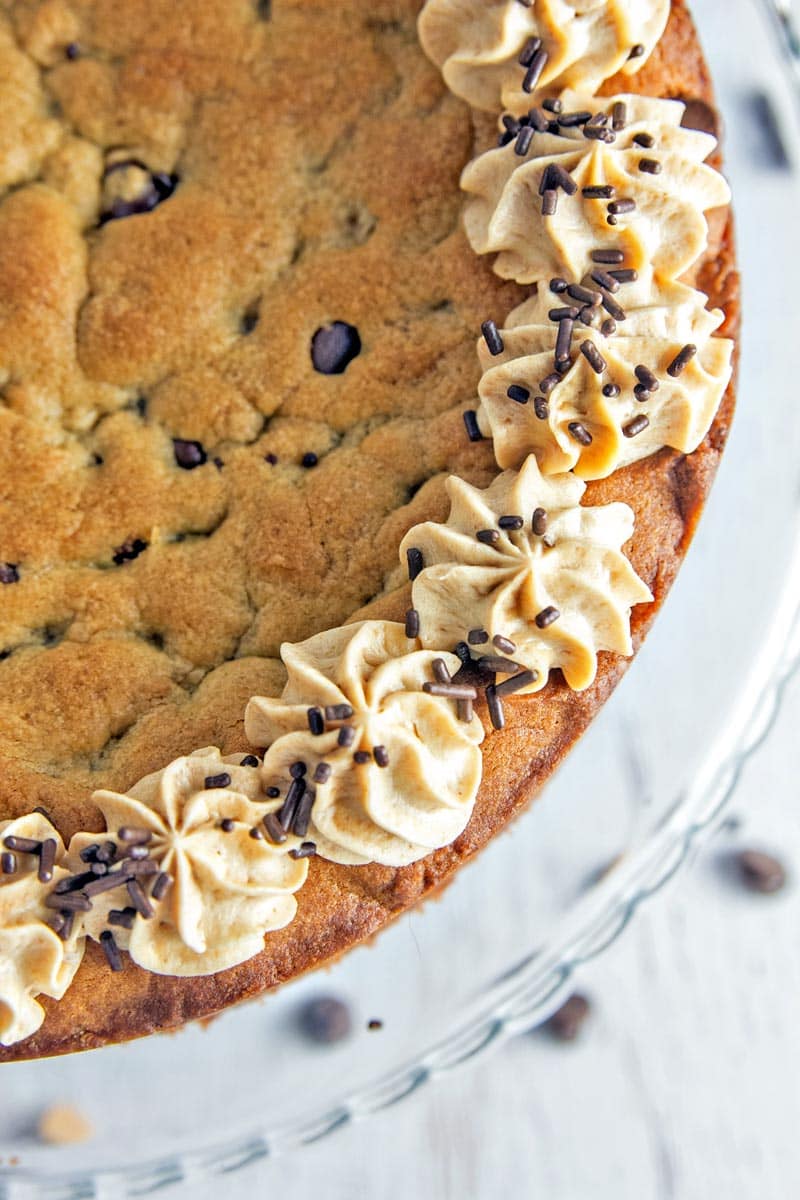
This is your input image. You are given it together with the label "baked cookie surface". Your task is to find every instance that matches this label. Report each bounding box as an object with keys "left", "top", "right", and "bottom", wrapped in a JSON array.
[{"left": 0, "top": 0, "right": 738, "bottom": 1058}]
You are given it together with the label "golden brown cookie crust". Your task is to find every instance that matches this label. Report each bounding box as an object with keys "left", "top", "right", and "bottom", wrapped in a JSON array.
[{"left": 0, "top": 0, "right": 738, "bottom": 1060}]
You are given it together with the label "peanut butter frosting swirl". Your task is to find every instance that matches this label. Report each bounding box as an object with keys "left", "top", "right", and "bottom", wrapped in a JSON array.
[
  {"left": 0, "top": 814, "right": 84, "bottom": 1047},
  {"left": 67, "top": 749, "right": 308, "bottom": 977},
  {"left": 245, "top": 621, "right": 485, "bottom": 867},
  {"left": 462, "top": 92, "right": 730, "bottom": 286},
  {"left": 400, "top": 456, "right": 652, "bottom": 692},
  {"left": 418, "top": 0, "right": 669, "bottom": 113},
  {"left": 476, "top": 280, "right": 733, "bottom": 477}
]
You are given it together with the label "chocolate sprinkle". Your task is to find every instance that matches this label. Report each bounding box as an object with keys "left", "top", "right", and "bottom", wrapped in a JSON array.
[
  {"left": 3, "top": 835, "right": 41, "bottom": 855},
  {"left": 38, "top": 839, "right": 56, "bottom": 884},
  {"left": 638, "top": 157, "right": 662, "bottom": 174},
  {"left": 289, "top": 842, "right": 317, "bottom": 860},
  {"left": 405, "top": 608, "right": 420, "bottom": 639},
  {"left": 373, "top": 746, "right": 390, "bottom": 768},
  {"left": 493, "top": 634, "right": 517, "bottom": 655},
  {"left": 555, "top": 318, "right": 574, "bottom": 365},
  {"left": 583, "top": 186, "right": 615, "bottom": 200},
  {"left": 580, "top": 341, "right": 606, "bottom": 374},
  {"left": 667, "top": 344, "right": 697, "bottom": 377},
  {"left": 453, "top": 641, "right": 472, "bottom": 665},
  {"left": 468, "top": 628, "right": 489, "bottom": 645},
  {"left": 307, "top": 707, "right": 325, "bottom": 735},
  {"left": 518, "top": 35, "right": 542, "bottom": 66},
  {"left": 522, "top": 48, "right": 548, "bottom": 93},
  {"left": 495, "top": 670, "right": 537, "bottom": 696},
  {"left": 515, "top": 126, "right": 534, "bottom": 156},
  {"left": 240, "top": 755, "right": 260, "bottom": 768},
  {"left": 532, "top": 507, "right": 548, "bottom": 536},
  {"left": 591, "top": 269, "right": 620, "bottom": 293},
  {"left": 313, "top": 762, "right": 332, "bottom": 784},
  {"left": 108, "top": 908, "right": 136, "bottom": 930},
  {"left": 100, "top": 930, "right": 124, "bottom": 972},
  {"left": 603, "top": 383, "right": 621, "bottom": 398},
  {"left": 463, "top": 410, "right": 484, "bottom": 442},
  {"left": 118, "top": 827, "right": 152, "bottom": 845},
  {"left": 1, "top": 851, "right": 16, "bottom": 875},
  {"left": 481, "top": 319, "right": 504, "bottom": 356},
  {"left": 591, "top": 249, "right": 624, "bottom": 264},
  {"left": 628, "top": 43, "right": 645, "bottom": 58},
  {"left": 338, "top": 725, "right": 356, "bottom": 748},
  {"left": 608, "top": 268, "right": 638, "bottom": 283},
  {"left": 507, "top": 385, "right": 530, "bottom": 404},
  {"left": 633, "top": 132, "right": 654, "bottom": 148},
  {"left": 204, "top": 772, "right": 231, "bottom": 790},
  {"left": 612, "top": 101, "right": 627, "bottom": 131},
  {"left": 539, "top": 372, "right": 561, "bottom": 395},
  {"left": 549, "top": 306, "right": 580, "bottom": 322},
  {"left": 542, "top": 189, "right": 558, "bottom": 216},
  {"left": 126, "top": 878, "right": 155, "bottom": 919},
  {"left": 608, "top": 198, "right": 636, "bottom": 215},
  {"left": 634, "top": 365, "right": 659, "bottom": 392},
  {"left": 406, "top": 547, "right": 424, "bottom": 581},
  {"left": 476, "top": 529, "right": 501, "bottom": 546},
  {"left": 476, "top": 655, "right": 522, "bottom": 675},
  {"left": 266, "top": 786, "right": 281, "bottom": 799},
  {"left": 220, "top": 818, "right": 235, "bottom": 833},
  {"left": 623, "top": 414, "right": 650, "bottom": 438},
  {"left": 292, "top": 791, "right": 315, "bottom": 838},
  {"left": 549, "top": 278, "right": 568, "bottom": 293},
  {"left": 485, "top": 684, "right": 505, "bottom": 731},
  {"left": 600, "top": 292, "right": 626, "bottom": 322},
  {"left": 534, "top": 396, "right": 550, "bottom": 420},
  {"left": 423, "top": 682, "right": 479, "bottom": 700},
  {"left": 535, "top": 606, "right": 561, "bottom": 628},
  {"left": 498, "top": 515, "right": 524, "bottom": 531},
  {"left": 290, "top": 761, "right": 307, "bottom": 779}
]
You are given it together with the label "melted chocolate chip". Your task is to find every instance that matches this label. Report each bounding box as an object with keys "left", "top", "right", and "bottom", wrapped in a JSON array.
[
  {"left": 112, "top": 538, "right": 148, "bottom": 566},
  {"left": 172, "top": 439, "right": 207, "bottom": 470},
  {"left": 99, "top": 161, "right": 179, "bottom": 225},
  {"left": 311, "top": 322, "right": 361, "bottom": 375},
  {"left": 0, "top": 563, "right": 19, "bottom": 585}
]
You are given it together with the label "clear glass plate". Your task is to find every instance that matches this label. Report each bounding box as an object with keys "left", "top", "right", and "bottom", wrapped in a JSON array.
[{"left": 2, "top": 1, "right": 800, "bottom": 1194}]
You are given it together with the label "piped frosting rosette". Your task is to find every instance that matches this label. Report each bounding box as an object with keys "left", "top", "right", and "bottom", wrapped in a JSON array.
[
  {"left": 0, "top": 813, "right": 84, "bottom": 1046},
  {"left": 462, "top": 92, "right": 730, "bottom": 286},
  {"left": 67, "top": 749, "right": 308, "bottom": 977},
  {"left": 418, "top": 0, "right": 669, "bottom": 113},
  {"left": 245, "top": 622, "right": 485, "bottom": 868},
  {"left": 400, "top": 456, "right": 652, "bottom": 694},
  {"left": 475, "top": 279, "right": 733, "bottom": 478}
]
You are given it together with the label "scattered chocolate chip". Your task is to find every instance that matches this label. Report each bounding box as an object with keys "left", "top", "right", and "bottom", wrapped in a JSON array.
[
  {"left": 301, "top": 451, "right": 318, "bottom": 468},
  {"left": 679, "top": 97, "right": 719, "bottom": 139},
  {"left": 0, "top": 563, "right": 20, "bottom": 585},
  {"left": 173, "top": 439, "right": 207, "bottom": 470},
  {"left": 735, "top": 849, "right": 788, "bottom": 895},
  {"left": 112, "top": 538, "right": 147, "bottom": 566},
  {"left": 220, "top": 819, "right": 235, "bottom": 833},
  {"left": 65, "top": 42, "right": 80, "bottom": 59},
  {"left": 544, "top": 993, "right": 591, "bottom": 1041},
  {"left": 240, "top": 301, "right": 260, "bottom": 334},
  {"left": 373, "top": 746, "right": 389, "bottom": 768},
  {"left": 99, "top": 165, "right": 178, "bottom": 225},
  {"left": 265, "top": 452, "right": 279, "bottom": 465},
  {"left": 298, "top": 996, "right": 352, "bottom": 1044},
  {"left": 265, "top": 786, "right": 281, "bottom": 799},
  {"left": 311, "top": 322, "right": 361, "bottom": 374}
]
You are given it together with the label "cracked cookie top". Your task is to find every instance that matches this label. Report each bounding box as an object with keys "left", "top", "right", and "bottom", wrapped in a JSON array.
[{"left": 0, "top": 0, "right": 515, "bottom": 834}]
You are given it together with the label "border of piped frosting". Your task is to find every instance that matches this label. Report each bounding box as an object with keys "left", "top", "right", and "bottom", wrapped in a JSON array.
[{"left": 0, "top": 2, "right": 734, "bottom": 1046}]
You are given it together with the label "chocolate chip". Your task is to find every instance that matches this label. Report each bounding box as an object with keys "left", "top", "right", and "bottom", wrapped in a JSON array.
[
  {"left": 173, "top": 439, "right": 207, "bottom": 470},
  {"left": 99, "top": 164, "right": 179, "bottom": 225},
  {"left": 311, "top": 322, "right": 361, "bottom": 374},
  {"left": 297, "top": 996, "right": 352, "bottom": 1044},
  {"left": 265, "top": 452, "right": 278, "bottom": 465},
  {"left": 367, "top": 1018, "right": 383, "bottom": 1031},
  {"left": 544, "top": 993, "right": 591, "bottom": 1042},
  {"left": 0, "top": 563, "right": 19, "bottom": 585},
  {"left": 301, "top": 452, "right": 318, "bottom": 468},
  {"left": 112, "top": 538, "right": 147, "bottom": 566},
  {"left": 65, "top": 42, "right": 80, "bottom": 60},
  {"left": 240, "top": 302, "right": 260, "bottom": 334},
  {"left": 735, "top": 849, "right": 787, "bottom": 895}
]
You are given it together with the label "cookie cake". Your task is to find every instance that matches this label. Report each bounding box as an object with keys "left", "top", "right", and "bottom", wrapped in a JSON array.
[{"left": 0, "top": 0, "right": 738, "bottom": 1059}]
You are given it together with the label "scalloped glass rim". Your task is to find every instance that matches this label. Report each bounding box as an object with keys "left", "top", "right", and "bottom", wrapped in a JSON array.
[{"left": 2, "top": 0, "right": 800, "bottom": 1194}]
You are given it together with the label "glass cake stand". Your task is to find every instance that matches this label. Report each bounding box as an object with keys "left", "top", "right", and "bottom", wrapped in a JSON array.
[{"left": 2, "top": 1, "right": 799, "bottom": 1194}]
